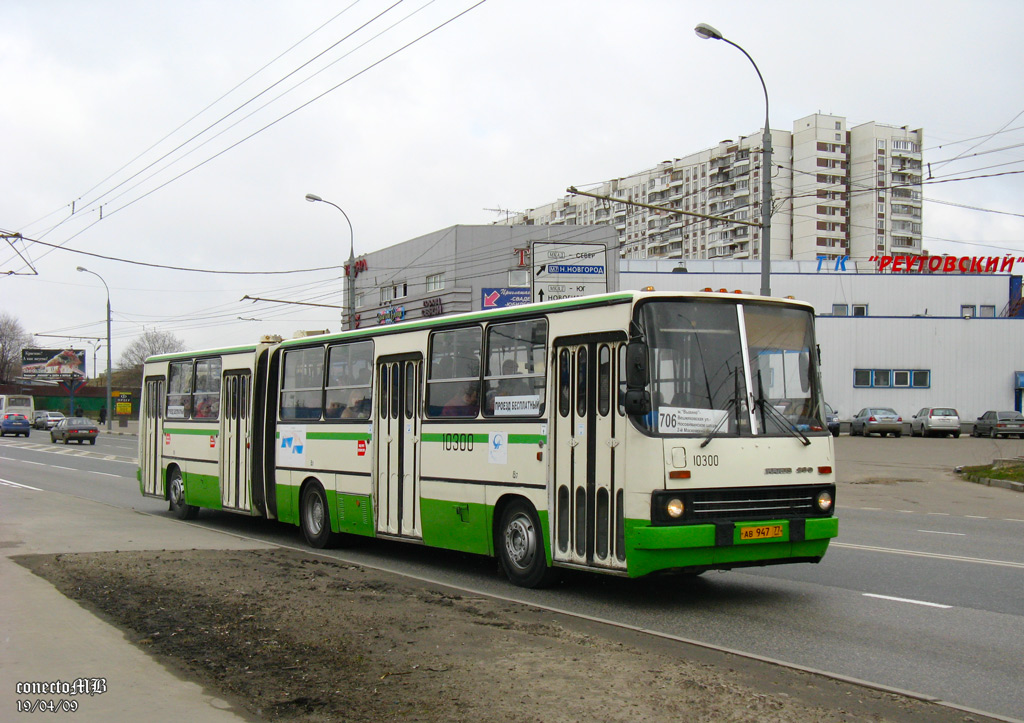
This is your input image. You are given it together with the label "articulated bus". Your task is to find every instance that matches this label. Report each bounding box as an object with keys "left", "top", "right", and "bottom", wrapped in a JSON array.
[{"left": 139, "top": 291, "right": 837, "bottom": 587}]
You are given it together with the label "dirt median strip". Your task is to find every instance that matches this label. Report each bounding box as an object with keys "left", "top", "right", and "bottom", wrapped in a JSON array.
[{"left": 15, "top": 548, "right": 994, "bottom": 723}]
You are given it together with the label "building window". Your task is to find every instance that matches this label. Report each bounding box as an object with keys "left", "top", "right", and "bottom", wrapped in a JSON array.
[
  {"left": 426, "top": 273, "right": 445, "bottom": 292},
  {"left": 852, "top": 304, "right": 868, "bottom": 316},
  {"left": 980, "top": 305, "right": 996, "bottom": 318},
  {"left": 509, "top": 269, "right": 529, "bottom": 287},
  {"left": 832, "top": 304, "right": 848, "bottom": 316},
  {"left": 961, "top": 305, "right": 976, "bottom": 318},
  {"left": 854, "top": 368, "right": 930, "bottom": 389}
]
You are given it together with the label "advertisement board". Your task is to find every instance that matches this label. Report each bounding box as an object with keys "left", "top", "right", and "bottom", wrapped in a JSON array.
[{"left": 21, "top": 348, "right": 86, "bottom": 380}]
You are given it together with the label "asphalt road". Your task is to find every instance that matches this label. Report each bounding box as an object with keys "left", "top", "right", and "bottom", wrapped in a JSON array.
[{"left": 1, "top": 432, "right": 1022, "bottom": 721}]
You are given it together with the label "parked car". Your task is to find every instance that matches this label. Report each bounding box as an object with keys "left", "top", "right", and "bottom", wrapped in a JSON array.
[
  {"left": 824, "top": 403, "right": 840, "bottom": 436},
  {"left": 0, "top": 412, "right": 31, "bottom": 437},
  {"left": 50, "top": 417, "right": 99, "bottom": 445},
  {"left": 850, "top": 407, "right": 903, "bottom": 437},
  {"left": 910, "top": 407, "right": 961, "bottom": 438},
  {"left": 33, "top": 411, "right": 65, "bottom": 430},
  {"left": 972, "top": 410, "right": 1024, "bottom": 439}
]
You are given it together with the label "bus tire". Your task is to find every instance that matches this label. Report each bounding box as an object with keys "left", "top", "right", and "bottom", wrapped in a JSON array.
[
  {"left": 497, "top": 500, "right": 557, "bottom": 589},
  {"left": 168, "top": 467, "right": 199, "bottom": 520},
  {"left": 301, "top": 482, "right": 336, "bottom": 549}
]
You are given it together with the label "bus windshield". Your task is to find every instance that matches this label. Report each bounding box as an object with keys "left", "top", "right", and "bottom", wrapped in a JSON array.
[{"left": 635, "top": 299, "right": 825, "bottom": 437}]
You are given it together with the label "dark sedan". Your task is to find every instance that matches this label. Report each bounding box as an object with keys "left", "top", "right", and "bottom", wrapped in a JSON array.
[
  {"left": 972, "top": 410, "right": 1024, "bottom": 439},
  {"left": 50, "top": 417, "right": 99, "bottom": 445}
]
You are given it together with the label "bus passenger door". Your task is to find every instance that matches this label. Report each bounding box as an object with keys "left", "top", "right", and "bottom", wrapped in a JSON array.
[
  {"left": 374, "top": 355, "right": 423, "bottom": 539},
  {"left": 220, "top": 371, "right": 252, "bottom": 512},
  {"left": 551, "top": 339, "right": 627, "bottom": 571},
  {"left": 141, "top": 377, "right": 164, "bottom": 498}
]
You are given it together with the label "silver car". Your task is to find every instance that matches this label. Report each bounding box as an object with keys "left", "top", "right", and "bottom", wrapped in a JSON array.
[
  {"left": 910, "top": 407, "right": 960, "bottom": 438},
  {"left": 850, "top": 407, "right": 903, "bottom": 437},
  {"left": 972, "top": 410, "right": 1024, "bottom": 439}
]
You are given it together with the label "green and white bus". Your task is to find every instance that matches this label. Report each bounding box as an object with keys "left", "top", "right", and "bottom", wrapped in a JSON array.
[{"left": 139, "top": 291, "right": 837, "bottom": 587}]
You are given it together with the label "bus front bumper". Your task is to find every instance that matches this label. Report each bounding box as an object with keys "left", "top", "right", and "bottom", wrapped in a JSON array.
[{"left": 625, "top": 516, "right": 838, "bottom": 578}]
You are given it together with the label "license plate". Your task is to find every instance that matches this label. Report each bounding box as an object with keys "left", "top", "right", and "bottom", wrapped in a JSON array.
[{"left": 739, "top": 524, "right": 784, "bottom": 541}]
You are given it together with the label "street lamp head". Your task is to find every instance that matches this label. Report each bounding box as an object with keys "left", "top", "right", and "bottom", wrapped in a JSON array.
[
  {"left": 76, "top": 266, "right": 87, "bottom": 273},
  {"left": 694, "top": 22, "right": 723, "bottom": 41},
  {"left": 305, "top": 193, "right": 322, "bottom": 203}
]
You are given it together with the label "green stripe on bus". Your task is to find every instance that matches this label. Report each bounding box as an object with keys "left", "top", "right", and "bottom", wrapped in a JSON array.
[
  {"left": 307, "top": 431, "right": 372, "bottom": 441},
  {"left": 508, "top": 434, "right": 547, "bottom": 444},
  {"left": 420, "top": 433, "right": 545, "bottom": 444},
  {"left": 165, "top": 428, "right": 219, "bottom": 436}
]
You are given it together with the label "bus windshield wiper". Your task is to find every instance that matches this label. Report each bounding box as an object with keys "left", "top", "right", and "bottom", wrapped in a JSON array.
[
  {"left": 755, "top": 396, "right": 811, "bottom": 446},
  {"left": 699, "top": 398, "right": 736, "bottom": 448}
]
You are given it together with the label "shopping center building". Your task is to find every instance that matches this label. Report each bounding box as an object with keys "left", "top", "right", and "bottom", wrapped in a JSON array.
[{"left": 350, "top": 225, "right": 1024, "bottom": 425}]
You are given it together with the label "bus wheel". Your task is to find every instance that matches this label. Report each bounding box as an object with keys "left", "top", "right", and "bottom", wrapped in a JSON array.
[
  {"left": 301, "top": 483, "right": 336, "bottom": 549},
  {"left": 168, "top": 468, "right": 198, "bottom": 520},
  {"left": 497, "top": 500, "right": 557, "bottom": 588}
]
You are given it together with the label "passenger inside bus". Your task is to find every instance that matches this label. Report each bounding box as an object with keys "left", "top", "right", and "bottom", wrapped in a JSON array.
[{"left": 442, "top": 384, "right": 479, "bottom": 417}]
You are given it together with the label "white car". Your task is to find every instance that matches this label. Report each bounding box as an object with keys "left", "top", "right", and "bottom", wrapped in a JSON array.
[
  {"left": 33, "top": 411, "right": 65, "bottom": 430},
  {"left": 910, "top": 407, "right": 960, "bottom": 438}
]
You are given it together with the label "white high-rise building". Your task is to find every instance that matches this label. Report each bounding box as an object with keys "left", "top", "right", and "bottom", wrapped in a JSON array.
[{"left": 502, "top": 113, "right": 923, "bottom": 262}]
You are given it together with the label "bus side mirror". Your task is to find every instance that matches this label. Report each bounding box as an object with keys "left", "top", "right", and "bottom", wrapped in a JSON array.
[
  {"left": 624, "top": 389, "right": 651, "bottom": 416},
  {"left": 625, "top": 341, "right": 649, "bottom": 387}
]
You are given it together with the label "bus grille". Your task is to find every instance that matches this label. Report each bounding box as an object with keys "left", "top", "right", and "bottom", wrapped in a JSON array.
[{"left": 652, "top": 485, "right": 834, "bottom": 524}]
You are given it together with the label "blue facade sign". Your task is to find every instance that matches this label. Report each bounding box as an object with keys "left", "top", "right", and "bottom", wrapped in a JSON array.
[{"left": 482, "top": 288, "right": 531, "bottom": 309}]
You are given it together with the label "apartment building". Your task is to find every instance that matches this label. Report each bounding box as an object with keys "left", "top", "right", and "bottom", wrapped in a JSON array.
[{"left": 503, "top": 113, "right": 923, "bottom": 262}]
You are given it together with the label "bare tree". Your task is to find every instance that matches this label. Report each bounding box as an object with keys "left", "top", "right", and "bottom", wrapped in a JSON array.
[
  {"left": 117, "top": 330, "right": 186, "bottom": 386},
  {"left": 0, "top": 312, "right": 32, "bottom": 384}
]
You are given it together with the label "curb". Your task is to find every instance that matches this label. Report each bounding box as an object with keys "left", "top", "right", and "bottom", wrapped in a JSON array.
[{"left": 961, "top": 473, "right": 1024, "bottom": 493}]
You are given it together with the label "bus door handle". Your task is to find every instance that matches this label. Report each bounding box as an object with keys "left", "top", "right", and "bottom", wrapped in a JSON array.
[
  {"left": 567, "top": 438, "right": 579, "bottom": 448},
  {"left": 605, "top": 438, "right": 620, "bottom": 448}
]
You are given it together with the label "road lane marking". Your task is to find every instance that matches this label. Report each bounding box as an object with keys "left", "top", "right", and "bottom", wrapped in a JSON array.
[
  {"left": 965, "top": 515, "right": 988, "bottom": 519},
  {"left": 0, "top": 478, "right": 41, "bottom": 491},
  {"left": 916, "top": 530, "right": 966, "bottom": 536},
  {"left": 833, "top": 542, "right": 1024, "bottom": 569},
  {"left": 863, "top": 593, "right": 951, "bottom": 609}
]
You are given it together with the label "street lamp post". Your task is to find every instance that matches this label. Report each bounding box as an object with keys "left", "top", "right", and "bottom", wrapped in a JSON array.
[
  {"left": 76, "top": 266, "right": 112, "bottom": 431},
  {"left": 305, "top": 193, "right": 357, "bottom": 331},
  {"left": 695, "top": 22, "right": 773, "bottom": 297}
]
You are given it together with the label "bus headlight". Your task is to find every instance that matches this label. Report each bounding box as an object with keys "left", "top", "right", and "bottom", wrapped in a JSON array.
[
  {"left": 816, "top": 490, "right": 833, "bottom": 513},
  {"left": 666, "top": 498, "right": 685, "bottom": 518}
]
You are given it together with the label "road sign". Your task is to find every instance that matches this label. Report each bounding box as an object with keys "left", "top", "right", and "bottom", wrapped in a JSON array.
[{"left": 532, "top": 242, "right": 608, "bottom": 302}]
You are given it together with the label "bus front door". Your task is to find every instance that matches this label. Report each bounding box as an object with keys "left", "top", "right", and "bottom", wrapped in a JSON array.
[
  {"left": 141, "top": 377, "right": 164, "bottom": 498},
  {"left": 551, "top": 339, "right": 628, "bottom": 571},
  {"left": 220, "top": 371, "right": 253, "bottom": 512},
  {"left": 374, "top": 355, "right": 423, "bottom": 539}
]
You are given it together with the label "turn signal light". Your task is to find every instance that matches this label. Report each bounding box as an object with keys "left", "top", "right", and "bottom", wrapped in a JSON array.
[
  {"left": 818, "top": 466, "right": 832, "bottom": 474},
  {"left": 669, "top": 470, "right": 691, "bottom": 479}
]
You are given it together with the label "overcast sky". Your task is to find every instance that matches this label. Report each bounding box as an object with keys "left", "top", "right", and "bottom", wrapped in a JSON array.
[{"left": 3, "top": 0, "right": 1023, "bottom": 369}]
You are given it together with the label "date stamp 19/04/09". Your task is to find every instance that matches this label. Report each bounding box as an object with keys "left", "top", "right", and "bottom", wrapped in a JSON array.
[{"left": 15, "top": 678, "right": 106, "bottom": 713}]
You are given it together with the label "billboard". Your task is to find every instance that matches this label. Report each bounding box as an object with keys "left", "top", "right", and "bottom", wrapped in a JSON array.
[{"left": 21, "top": 348, "right": 86, "bottom": 380}]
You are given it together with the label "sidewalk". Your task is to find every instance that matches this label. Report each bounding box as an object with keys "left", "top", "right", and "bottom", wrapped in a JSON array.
[
  {"left": 98, "top": 418, "right": 139, "bottom": 436},
  {"left": 0, "top": 484, "right": 272, "bottom": 721}
]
